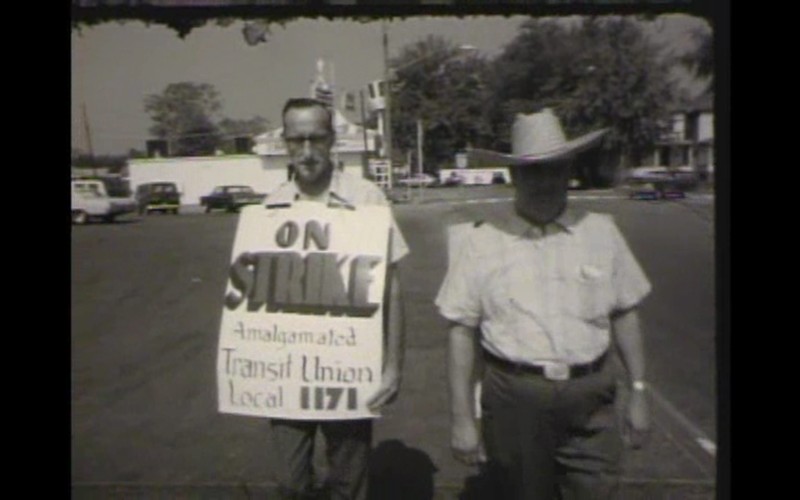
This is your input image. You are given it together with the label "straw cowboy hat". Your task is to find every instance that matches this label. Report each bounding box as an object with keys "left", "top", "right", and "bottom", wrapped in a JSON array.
[{"left": 468, "top": 108, "right": 608, "bottom": 166}]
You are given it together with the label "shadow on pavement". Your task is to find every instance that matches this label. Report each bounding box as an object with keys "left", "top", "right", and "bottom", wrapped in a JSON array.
[
  {"left": 368, "top": 439, "right": 438, "bottom": 500},
  {"left": 457, "top": 464, "right": 498, "bottom": 500}
]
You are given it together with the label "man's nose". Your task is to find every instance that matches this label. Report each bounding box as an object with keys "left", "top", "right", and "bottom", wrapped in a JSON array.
[{"left": 302, "top": 139, "right": 312, "bottom": 156}]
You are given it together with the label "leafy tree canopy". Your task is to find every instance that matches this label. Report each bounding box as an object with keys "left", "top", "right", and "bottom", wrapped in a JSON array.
[
  {"left": 144, "top": 82, "right": 223, "bottom": 157},
  {"left": 390, "top": 35, "right": 492, "bottom": 172},
  {"left": 143, "top": 82, "right": 270, "bottom": 157},
  {"left": 489, "top": 16, "right": 682, "bottom": 166},
  {"left": 680, "top": 26, "right": 713, "bottom": 86},
  {"left": 218, "top": 116, "right": 270, "bottom": 138}
]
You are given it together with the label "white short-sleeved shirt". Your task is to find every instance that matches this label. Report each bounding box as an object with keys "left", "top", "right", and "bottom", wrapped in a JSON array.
[
  {"left": 266, "top": 170, "right": 409, "bottom": 264},
  {"left": 435, "top": 207, "right": 651, "bottom": 365}
]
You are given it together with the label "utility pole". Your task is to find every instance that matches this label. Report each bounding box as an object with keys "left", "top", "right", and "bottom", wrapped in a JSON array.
[
  {"left": 381, "top": 21, "right": 393, "bottom": 188},
  {"left": 81, "top": 102, "right": 98, "bottom": 176},
  {"left": 81, "top": 102, "right": 94, "bottom": 157},
  {"left": 416, "top": 118, "right": 424, "bottom": 202},
  {"left": 416, "top": 118, "right": 423, "bottom": 177},
  {"left": 359, "top": 90, "right": 369, "bottom": 156}
]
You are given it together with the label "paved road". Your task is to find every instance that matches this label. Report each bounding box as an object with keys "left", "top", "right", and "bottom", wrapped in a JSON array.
[{"left": 71, "top": 187, "right": 717, "bottom": 498}]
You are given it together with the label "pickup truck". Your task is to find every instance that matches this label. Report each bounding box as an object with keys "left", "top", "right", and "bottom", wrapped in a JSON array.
[
  {"left": 200, "top": 185, "right": 267, "bottom": 213},
  {"left": 71, "top": 179, "right": 138, "bottom": 224}
]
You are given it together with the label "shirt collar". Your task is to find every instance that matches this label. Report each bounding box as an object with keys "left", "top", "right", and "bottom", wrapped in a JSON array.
[
  {"left": 266, "top": 168, "right": 354, "bottom": 209},
  {"left": 496, "top": 206, "right": 583, "bottom": 238}
]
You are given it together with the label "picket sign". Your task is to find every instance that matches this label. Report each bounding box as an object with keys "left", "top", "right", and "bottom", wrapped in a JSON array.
[{"left": 217, "top": 201, "right": 391, "bottom": 420}]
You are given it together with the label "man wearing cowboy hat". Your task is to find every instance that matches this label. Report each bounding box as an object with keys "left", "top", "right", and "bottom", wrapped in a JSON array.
[{"left": 436, "top": 108, "right": 651, "bottom": 499}]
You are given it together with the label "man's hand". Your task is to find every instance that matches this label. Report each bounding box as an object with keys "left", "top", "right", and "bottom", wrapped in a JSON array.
[
  {"left": 451, "top": 417, "right": 486, "bottom": 466},
  {"left": 622, "top": 390, "right": 650, "bottom": 449},
  {"left": 366, "top": 367, "right": 401, "bottom": 411}
]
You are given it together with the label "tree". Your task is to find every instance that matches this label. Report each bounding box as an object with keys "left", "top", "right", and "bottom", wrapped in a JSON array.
[
  {"left": 390, "top": 35, "right": 493, "bottom": 173},
  {"left": 489, "top": 17, "right": 682, "bottom": 175},
  {"left": 176, "top": 116, "right": 222, "bottom": 157},
  {"left": 218, "top": 116, "right": 269, "bottom": 137},
  {"left": 128, "top": 148, "right": 148, "bottom": 159},
  {"left": 680, "top": 26, "right": 714, "bottom": 86},
  {"left": 144, "top": 82, "right": 224, "bottom": 157},
  {"left": 217, "top": 116, "right": 270, "bottom": 154}
]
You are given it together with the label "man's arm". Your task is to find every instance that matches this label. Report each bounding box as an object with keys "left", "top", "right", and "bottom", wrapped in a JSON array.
[
  {"left": 367, "top": 263, "right": 404, "bottom": 410},
  {"left": 612, "top": 307, "right": 650, "bottom": 448},
  {"left": 448, "top": 321, "right": 485, "bottom": 465}
]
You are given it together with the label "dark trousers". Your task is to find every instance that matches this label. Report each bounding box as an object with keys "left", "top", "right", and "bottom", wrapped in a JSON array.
[
  {"left": 480, "top": 358, "right": 622, "bottom": 500},
  {"left": 270, "top": 418, "right": 372, "bottom": 500}
]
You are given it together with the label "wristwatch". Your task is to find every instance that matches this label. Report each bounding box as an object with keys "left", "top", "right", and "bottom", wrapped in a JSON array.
[{"left": 631, "top": 380, "right": 647, "bottom": 391}]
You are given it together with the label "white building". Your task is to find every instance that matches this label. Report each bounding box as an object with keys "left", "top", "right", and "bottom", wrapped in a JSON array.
[
  {"left": 128, "top": 109, "right": 379, "bottom": 206},
  {"left": 650, "top": 91, "right": 714, "bottom": 181}
]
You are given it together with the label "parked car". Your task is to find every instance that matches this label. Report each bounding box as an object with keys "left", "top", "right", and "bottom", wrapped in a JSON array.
[
  {"left": 441, "top": 172, "right": 465, "bottom": 187},
  {"left": 627, "top": 180, "right": 685, "bottom": 201},
  {"left": 135, "top": 182, "right": 181, "bottom": 215},
  {"left": 626, "top": 166, "right": 698, "bottom": 190},
  {"left": 658, "top": 182, "right": 687, "bottom": 200},
  {"left": 200, "top": 185, "right": 267, "bottom": 213},
  {"left": 398, "top": 173, "right": 437, "bottom": 188},
  {"left": 491, "top": 172, "right": 507, "bottom": 185},
  {"left": 71, "top": 178, "right": 138, "bottom": 224}
]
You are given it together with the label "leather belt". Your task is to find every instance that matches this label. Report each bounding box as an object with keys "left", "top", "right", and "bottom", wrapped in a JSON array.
[{"left": 483, "top": 349, "right": 607, "bottom": 381}]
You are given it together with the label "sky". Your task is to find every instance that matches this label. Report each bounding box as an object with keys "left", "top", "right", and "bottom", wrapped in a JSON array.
[{"left": 71, "top": 14, "right": 711, "bottom": 156}]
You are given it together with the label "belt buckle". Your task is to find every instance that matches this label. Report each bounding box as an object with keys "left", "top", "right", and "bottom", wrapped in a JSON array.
[{"left": 544, "top": 362, "right": 570, "bottom": 381}]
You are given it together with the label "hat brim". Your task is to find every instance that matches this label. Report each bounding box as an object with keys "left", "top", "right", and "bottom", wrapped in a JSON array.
[{"left": 467, "top": 128, "right": 609, "bottom": 167}]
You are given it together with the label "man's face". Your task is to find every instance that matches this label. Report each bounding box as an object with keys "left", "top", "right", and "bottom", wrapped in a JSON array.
[
  {"left": 511, "top": 161, "right": 572, "bottom": 225},
  {"left": 283, "top": 106, "right": 335, "bottom": 192}
]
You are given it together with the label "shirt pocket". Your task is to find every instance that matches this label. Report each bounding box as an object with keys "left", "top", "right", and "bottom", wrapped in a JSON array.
[{"left": 564, "top": 263, "right": 612, "bottom": 322}]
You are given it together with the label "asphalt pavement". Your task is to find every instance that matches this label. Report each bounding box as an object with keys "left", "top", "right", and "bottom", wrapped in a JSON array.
[{"left": 71, "top": 185, "right": 718, "bottom": 499}]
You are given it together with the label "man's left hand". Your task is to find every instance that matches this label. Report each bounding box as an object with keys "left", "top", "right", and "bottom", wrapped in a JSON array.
[
  {"left": 622, "top": 390, "right": 651, "bottom": 449},
  {"left": 366, "top": 367, "right": 401, "bottom": 411}
]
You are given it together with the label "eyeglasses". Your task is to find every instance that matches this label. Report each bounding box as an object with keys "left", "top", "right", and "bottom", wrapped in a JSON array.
[{"left": 283, "top": 134, "right": 331, "bottom": 149}]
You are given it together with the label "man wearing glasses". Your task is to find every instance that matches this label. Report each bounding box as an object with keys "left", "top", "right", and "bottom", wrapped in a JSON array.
[{"left": 264, "top": 97, "right": 409, "bottom": 500}]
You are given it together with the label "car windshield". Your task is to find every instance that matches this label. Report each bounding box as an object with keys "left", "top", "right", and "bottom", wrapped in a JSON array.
[
  {"left": 228, "top": 186, "right": 252, "bottom": 193},
  {"left": 154, "top": 184, "right": 176, "bottom": 193},
  {"left": 75, "top": 185, "right": 104, "bottom": 198}
]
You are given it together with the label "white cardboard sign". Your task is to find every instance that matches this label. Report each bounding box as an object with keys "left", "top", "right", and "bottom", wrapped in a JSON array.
[{"left": 216, "top": 201, "right": 391, "bottom": 420}]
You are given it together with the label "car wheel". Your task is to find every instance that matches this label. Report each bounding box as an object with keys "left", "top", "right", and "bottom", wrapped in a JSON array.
[
  {"left": 204, "top": 205, "right": 212, "bottom": 213},
  {"left": 72, "top": 210, "right": 88, "bottom": 225},
  {"left": 103, "top": 214, "right": 116, "bottom": 223},
  {"left": 172, "top": 208, "right": 180, "bottom": 215}
]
